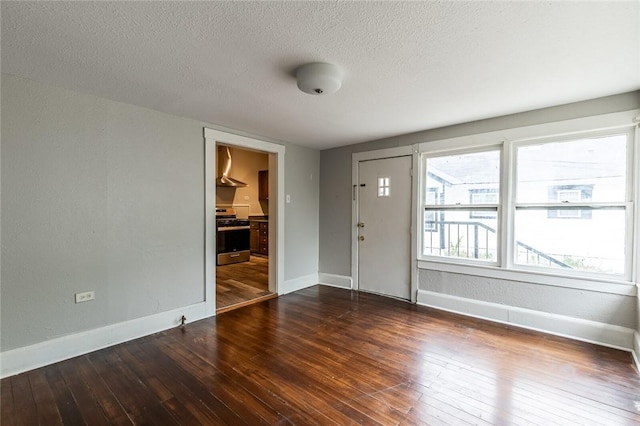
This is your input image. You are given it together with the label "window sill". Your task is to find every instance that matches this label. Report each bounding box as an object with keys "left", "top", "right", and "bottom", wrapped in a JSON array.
[{"left": 417, "top": 259, "right": 636, "bottom": 296}]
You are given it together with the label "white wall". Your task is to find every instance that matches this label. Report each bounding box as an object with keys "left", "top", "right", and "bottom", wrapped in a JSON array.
[
  {"left": 1, "top": 74, "right": 320, "bottom": 357},
  {"left": 319, "top": 91, "right": 640, "bottom": 333}
]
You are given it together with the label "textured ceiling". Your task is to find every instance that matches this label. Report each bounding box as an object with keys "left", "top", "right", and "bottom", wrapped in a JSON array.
[{"left": 2, "top": 1, "right": 639, "bottom": 149}]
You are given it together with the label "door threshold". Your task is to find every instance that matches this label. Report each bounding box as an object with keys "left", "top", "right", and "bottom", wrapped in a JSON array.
[{"left": 216, "top": 293, "right": 278, "bottom": 315}]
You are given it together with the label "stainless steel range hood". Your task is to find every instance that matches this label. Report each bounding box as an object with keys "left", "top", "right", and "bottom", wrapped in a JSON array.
[{"left": 216, "top": 146, "right": 248, "bottom": 187}]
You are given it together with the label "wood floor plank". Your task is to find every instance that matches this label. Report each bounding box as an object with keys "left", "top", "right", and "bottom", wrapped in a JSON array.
[
  {"left": 216, "top": 255, "right": 272, "bottom": 311},
  {"left": 421, "top": 347, "right": 640, "bottom": 420},
  {"left": 161, "top": 396, "right": 208, "bottom": 425},
  {"left": 135, "top": 341, "right": 254, "bottom": 424},
  {"left": 165, "top": 327, "right": 356, "bottom": 424},
  {"left": 10, "top": 372, "right": 39, "bottom": 426},
  {"left": 26, "top": 369, "right": 63, "bottom": 426},
  {"left": 44, "top": 364, "right": 85, "bottom": 425},
  {"left": 153, "top": 337, "right": 285, "bottom": 424},
  {"left": 3, "top": 285, "right": 640, "bottom": 425},
  {"left": 73, "top": 355, "right": 133, "bottom": 425},
  {"left": 88, "top": 348, "right": 178, "bottom": 425},
  {"left": 129, "top": 339, "right": 249, "bottom": 425},
  {"left": 165, "top": 334, "right": 304, "bottom": 423},
  {"left": 1, "top": 376, "right": 15, "bottom": 426},
  {"left": 57, "top": 358, "right": 110, "bottom": 425}
]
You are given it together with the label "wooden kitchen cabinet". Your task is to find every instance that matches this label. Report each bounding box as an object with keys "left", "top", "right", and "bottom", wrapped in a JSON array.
[
  {"left": 258, "top": 170, "right": 268, "bottom": 201},
  {"left": 250, "top": 222, "right": 260, "bottom": 253},
  {"left": 250, "top": 220, "right": 268, "bottom": 256},
  {"left": 259, "top": 222, "right": 268, "bottom": 255}
]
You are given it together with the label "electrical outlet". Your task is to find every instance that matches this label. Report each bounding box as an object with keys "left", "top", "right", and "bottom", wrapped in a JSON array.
[{"left": 75, "top": 291, "right": 95, "bottom": 303}]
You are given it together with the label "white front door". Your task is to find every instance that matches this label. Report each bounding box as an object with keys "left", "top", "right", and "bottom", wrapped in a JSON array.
[{"left": 357, "top": 156, "right": 412, "bottom": 300}]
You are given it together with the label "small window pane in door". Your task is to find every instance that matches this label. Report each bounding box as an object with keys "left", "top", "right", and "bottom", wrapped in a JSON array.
[{"left": 378, "top": 177, "right": 390, "bottom": 197}]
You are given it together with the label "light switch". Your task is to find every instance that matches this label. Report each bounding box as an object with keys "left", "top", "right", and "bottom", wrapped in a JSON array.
[{"left": 286, "top": 194, "right": 291, "bottom": 203}]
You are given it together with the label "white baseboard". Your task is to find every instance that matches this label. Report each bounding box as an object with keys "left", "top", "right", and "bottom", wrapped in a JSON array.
[
  {"left": 280, "top": 273, "right": 319, "bottom": 295},
  {"left": 1, "top": 302, "right": 210, "bottom": 379},
  {"left": 317, "top": 273, "right": 352, "bottom": 289},
  {"left": 633, "top": 332, "right": 640, "bottom": 373},
  {"left": 417, "top": 290, "right": 634, "bottom": 352}
]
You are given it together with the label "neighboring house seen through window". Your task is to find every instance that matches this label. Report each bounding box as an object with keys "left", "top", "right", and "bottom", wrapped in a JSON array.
[
  {"left": 424, "top": 188, "right": 439, "bottom": 231},
  {"left": 469, "top": 189, "right": 498, "bottom": 219},
  {"left": 547, "top": 185, "right": 594, "bottom": 219}
]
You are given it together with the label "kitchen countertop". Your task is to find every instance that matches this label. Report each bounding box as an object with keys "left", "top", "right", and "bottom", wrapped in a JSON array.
[{"left": 249, "top": 216, "right": 268, "bottom": 223}]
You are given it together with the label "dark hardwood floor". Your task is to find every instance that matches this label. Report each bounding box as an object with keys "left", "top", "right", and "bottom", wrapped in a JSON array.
[
  {"left": 3, "top": 285, "right": 640, "bottom": 425},
  {"left": 216, "top": 255, "right": 273, "bottom": 312}
]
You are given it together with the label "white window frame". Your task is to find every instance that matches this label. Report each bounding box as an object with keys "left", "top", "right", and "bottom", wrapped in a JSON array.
[
  {"left": 421, "top": 146, "right": 502, "bottom": 265},
  {"left": 417, "top": 110, "right": 639, "bottom": 295},
  {"left": 510, "top": 128, "right": 633, "bottom": 280}
]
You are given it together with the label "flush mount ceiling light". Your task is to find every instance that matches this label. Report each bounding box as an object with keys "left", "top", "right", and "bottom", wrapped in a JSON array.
[{"left": 296, "top": 62, "right": 343, "bottom": 95}]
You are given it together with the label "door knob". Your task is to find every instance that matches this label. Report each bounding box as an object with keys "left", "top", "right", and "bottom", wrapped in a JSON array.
[
  {"left": 359, "top": 235, "right": 365, "bottom": 241},
  {"left": 358, "top": 222, "right": 365, "bottom": 228}
]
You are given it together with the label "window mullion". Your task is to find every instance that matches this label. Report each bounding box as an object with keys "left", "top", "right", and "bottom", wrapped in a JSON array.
[
  {"left": 631, "top": 124, "right": 639, "bottom": 282},
  {"left": 501, "top": 139, "right": 513, "bottom": 270},
  {"left": 424, "top": 204, "right": 498, "bottom": 211},
  {"left": 514, "top": 202, "right": 628, "bottom": 210}
]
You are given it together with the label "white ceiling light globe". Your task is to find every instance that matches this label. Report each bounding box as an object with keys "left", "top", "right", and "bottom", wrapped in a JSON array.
[{"left": 296, "top": 62, "right": 343, "bottom": 95}]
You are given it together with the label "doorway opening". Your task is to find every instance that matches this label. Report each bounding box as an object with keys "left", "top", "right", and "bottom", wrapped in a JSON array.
[
  {"left": 204, "top": 128, "right": 285, "bottom": 317},
  {"left": 215, "top": 145, "right": 274, "bottom": 313}
]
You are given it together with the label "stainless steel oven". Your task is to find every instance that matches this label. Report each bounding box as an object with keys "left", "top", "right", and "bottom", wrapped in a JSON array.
[{"left": 216, "top": 207, "right": 250, "bottom": 265}]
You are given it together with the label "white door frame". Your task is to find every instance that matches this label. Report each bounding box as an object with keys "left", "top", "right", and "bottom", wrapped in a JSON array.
[
  {"left": 351, "top": 145, "right": 419, "bottom": 303},
  {"left": 204, "top": 128, "right": 285, "bottom": 316}
]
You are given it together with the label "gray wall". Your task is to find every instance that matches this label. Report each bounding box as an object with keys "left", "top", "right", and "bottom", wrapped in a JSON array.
[
  {"left": 319, "top": 91, "right": 640, "bottom": 327},
  {"left": 636, "top": 293, "right": 640, "bottom": 353},
  {"left": 1, "top": 74, "right": 320, "bottom": 351},
  {"left": 419, "top": 271, "right": 636, "bottom": 328},
  {"left": 284, "top": 143, "right": 320, "bottom": 280},
  {"left": 318, "top": 147, "right": 353, "bottom": 275}
]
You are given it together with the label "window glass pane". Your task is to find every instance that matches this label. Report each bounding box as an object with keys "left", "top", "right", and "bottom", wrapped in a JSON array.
[
  {"left": 471, "top": 190, "right": 498, "bottom": 204},
  {"left": 516, "top": 135, "right": 627, "bottom": 203},
  {"left": 424, "top": 189, "right": 438, "bottom": 231},
  {"left": 426, "top": 150, "right": 500, "bottom": 205},
  {"left": 514, "top": 208, "right": 625, "bottom": 274},
  {"left": 556, "top": 189, "right": 581, "bottom": 202},
  {"left": 423, "top": 209, "right": 497, "bottom": 262},
  {"left": 470, "top": 189, "right": 498, "bottom": 218}
]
